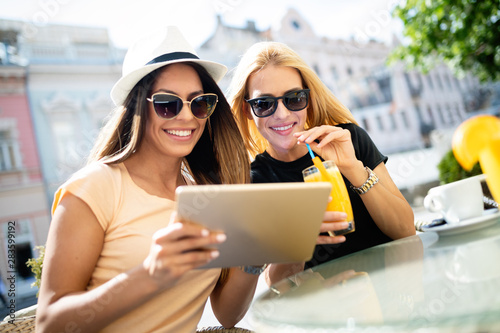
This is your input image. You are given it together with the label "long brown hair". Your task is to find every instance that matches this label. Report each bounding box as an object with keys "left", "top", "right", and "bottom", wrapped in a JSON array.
[
  {"left": 89, "top": 62, "right": 250, "bottom": 185},
  {"left": 228, "top": 41, "right": 358, "bottom": 158}
]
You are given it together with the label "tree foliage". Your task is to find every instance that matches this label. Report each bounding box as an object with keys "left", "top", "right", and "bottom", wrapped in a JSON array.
[
  {"left": 390, "top": 0, "right": 500, "bottom": 82},
  {"left": 26, "top": 245, "right": 45, "bottom": 296}
]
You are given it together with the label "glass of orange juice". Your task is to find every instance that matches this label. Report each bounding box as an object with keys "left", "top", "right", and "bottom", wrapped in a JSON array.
[{"left": 302, "top": 160, "right": 355, "bottom": 236}]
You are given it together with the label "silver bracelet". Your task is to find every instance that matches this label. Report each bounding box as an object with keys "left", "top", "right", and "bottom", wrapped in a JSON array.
[
  {"left": 240, "top": 264, "right": 268, "bottom": 275},
  {"left": 350, "top": 166, "right": 379, "bottom": 195}
]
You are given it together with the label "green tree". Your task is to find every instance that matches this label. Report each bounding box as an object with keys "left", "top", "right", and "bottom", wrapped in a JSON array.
[{"left": 390, "top": 0, "right": 500, "bottom": 82}]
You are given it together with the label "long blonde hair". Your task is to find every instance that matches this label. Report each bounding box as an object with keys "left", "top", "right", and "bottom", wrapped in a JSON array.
[
  {"left": 89, "top": 62, "right": 250, "bottom": 185},
  {"left": 228, "top": 41, "right": 357, "bottom": 158}
]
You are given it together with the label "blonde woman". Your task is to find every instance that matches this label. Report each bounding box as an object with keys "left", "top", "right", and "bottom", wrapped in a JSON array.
[
  {"left": 36, "top": 27, "right": 259, "bottom": 333},
  {"left": 229, "top": 41, "right": 415, "bottom": 285}
]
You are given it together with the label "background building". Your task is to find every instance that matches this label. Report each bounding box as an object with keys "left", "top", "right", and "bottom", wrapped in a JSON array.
[
  {"left": 0, "top": 18, "right": 124, "bottom": 303},
  {"left": 202, "top": 9, "right": 484, "bottom": 154},
  {"left": 0, "top": 53, "right": 49, "bottom": 299},
  {"left": 16, "top": 20, "right": 125, "bottom": 202}
]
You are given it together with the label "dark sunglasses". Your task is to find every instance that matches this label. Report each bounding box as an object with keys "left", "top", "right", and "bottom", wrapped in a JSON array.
[
  {"left": 147, "top": 93, "right": 218, "bottom": 120},
  {"left": 245, "top": 89, "right": 310, "bottom": 118}
]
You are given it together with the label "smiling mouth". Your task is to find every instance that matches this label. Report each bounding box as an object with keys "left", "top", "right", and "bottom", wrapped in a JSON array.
[
  {"left": 165, "top": 129, "right": 193, "bottom": 137},
  {"left": 271, "top": 123, "right": 294, "bottom": 131}
]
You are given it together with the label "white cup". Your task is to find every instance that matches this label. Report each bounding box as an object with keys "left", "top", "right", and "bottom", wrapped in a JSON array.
[{"left": 423, "top": 176, "right": 484, "bottom": 224}]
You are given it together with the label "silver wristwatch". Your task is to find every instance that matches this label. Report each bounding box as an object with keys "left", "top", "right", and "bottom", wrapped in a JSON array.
[{"left": 240, "top": 264, "right": 268, "bottom": 275}]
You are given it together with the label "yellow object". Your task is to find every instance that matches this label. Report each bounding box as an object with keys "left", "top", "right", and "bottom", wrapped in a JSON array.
[
  {"left": 452, "top": 115, "right": 500, "bottom": 203},
  {"left": 311, "top": 156, "right": 332, "bottom": 182},
  {"left": 303, "top": 160, "right": 355, "bottom": 235}
]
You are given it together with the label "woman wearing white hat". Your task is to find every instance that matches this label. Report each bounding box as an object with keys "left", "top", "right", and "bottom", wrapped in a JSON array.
[{"left": 36, "top": 27, "right": 257, "bottom": 332}]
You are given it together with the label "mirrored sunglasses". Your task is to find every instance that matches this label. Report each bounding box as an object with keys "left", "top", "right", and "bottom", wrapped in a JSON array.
[
  {"left": 245, "top": 89, "right": 310, "bottom": 118},
  {"left": 147, "top": 93, "right": 218, "bottom": 120}
]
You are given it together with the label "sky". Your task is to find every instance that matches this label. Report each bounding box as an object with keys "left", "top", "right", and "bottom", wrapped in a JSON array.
[{"left": 0, "top": 0, "right": 404, "bottom": 48}]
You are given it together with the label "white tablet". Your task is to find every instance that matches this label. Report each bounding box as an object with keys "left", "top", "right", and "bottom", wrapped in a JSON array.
[{"left": 174, "top": 182, "right": 331, "bottom": 269}]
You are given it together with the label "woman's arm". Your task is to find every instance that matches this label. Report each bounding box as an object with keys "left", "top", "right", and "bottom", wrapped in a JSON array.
[
  {"left": 338, "top": 159, "right": 415, "bottom": 239},
  {"left": 209, "top": 267, "right": 260, "bottom": 328},
  {"left": 37, "top": 194, "right": 224, "bottom": 333},
  {"left": 295, "top": 126, "right": 415, "bottom": 240},
  {"left": 351, "top": 162, "right": 415, "bottom": 239},
  {"left": 37, "top": 194, "right": 160, "bottom": 332}
]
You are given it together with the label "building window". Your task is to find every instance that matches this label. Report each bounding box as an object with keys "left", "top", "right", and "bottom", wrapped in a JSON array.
[
  {"left": 414, "top": 103, "right": 423, "bottom": 121},
  {"left": 427, "top": 105, "right": 435, "bottom": 125},
  {"left": 426, "top": 75, "right": 434, "bottom": 89},
  {"left": 291, "top": 20, "right": 301, "bottom": 30},
  {"left": 436, "top": 104, "right": 445, "bottom": 124},
  {"left": 455, "top": 103, "right": 462, "bottom": 120},
  {"left": 0, "top": 130, "right": 22, "bottom": 172},
  {"left": 401, "top": 110, "right": 409, "bottom": 128},
  {"left": 313, "top": 64, "right": 321, "bottom": 76},
  {"left": 362, "top": 118, "right": 370, "bottom": 131},
  {"left": 454, "top": 77, "right": 461, "bottom": 91},
  {"left": 446, "top": 104, "right": 454, "bottom": 124},
  {"left": 389, "top": 113, "right": 397, "bottom": 130},
  {"left": 347, "top": 66, "right": 353, "bottom": 77},
  {"left": 376, "top": 115, "right": 384, "bottom": 131},
  {"left": 330, "top": 66, "right": 338, "bottom": 80},
  {"left": 435, "top": 73, "right": 444, "bottom": 90}
]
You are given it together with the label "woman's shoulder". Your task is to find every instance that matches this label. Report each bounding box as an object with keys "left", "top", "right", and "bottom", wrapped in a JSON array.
[
  {"left": 53, "top": 161, "right": 124, "bottom": 222},
  {"left": 61, "top": 161, "right": 123, "bottom": 193},
  {"left": 72, "top": 161, "right": 121, "bottom": 179}
]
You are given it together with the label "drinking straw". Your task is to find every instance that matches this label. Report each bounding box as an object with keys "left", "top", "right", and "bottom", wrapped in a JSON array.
[
  {"left": 307, "top": 144, "right": 336, "bottom": 236},
  {"left": 306, "top": 143, "right": 315, "bottom": 159},
  {"left": 306, "top": 143, "right": 332, "bottom": 181}
]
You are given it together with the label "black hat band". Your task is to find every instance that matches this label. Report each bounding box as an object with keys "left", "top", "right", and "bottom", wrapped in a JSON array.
[{"left": 146, "top": 52, "right": 199, "bottom": 66}]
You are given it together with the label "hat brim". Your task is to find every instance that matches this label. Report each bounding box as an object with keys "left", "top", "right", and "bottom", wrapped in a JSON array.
[{"left": 110, "top": 58, "right": 227, "bottom": 106}]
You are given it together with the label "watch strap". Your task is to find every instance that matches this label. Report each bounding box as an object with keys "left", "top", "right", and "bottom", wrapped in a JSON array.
[{"left": 350, "top": 166, "right": 379, "bottom": 195}]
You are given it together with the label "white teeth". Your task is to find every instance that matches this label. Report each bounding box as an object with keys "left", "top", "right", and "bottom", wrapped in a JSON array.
[
  {"left": 166, "top": 129, "right": 192, "bottom": 137},
  {"left": 272, "top": 124, "right": 293, "bottom": 131}
]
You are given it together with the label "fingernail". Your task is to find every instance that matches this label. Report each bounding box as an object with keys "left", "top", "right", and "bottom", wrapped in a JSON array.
[
  {"left": 211, "top": 251, "right": 220, "bottom": 258},
  {"left": 340, "top": 213, "right": 347, "bottom": 219},
  {"left": 216, "top": 233, "right": 227, "bottom": 242},
  {"left": 201, "top": 229, "right": 209, "bottom": 237},
  {"left": 340, "top": 222, "right": 349, "bottom": 228}
]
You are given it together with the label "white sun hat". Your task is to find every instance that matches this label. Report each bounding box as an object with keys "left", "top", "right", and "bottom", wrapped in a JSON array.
[{"left": 110, "top": 26, "right": 227, "bottom": 106}]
